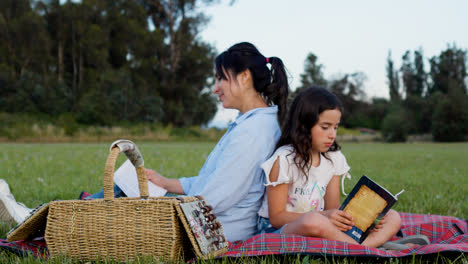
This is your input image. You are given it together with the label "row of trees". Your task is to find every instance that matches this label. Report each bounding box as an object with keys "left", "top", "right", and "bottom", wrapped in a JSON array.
[
  {"left": 383, "top": 45, "right": 467, "bottom": 141},
  {"left": 296, "top": 45, "right": 467, "bottom": 142},
  {"left": 1, "top": 1, "right": 466, "bottom": 141},
  {"left": 0, "top": 0, "right": 220, "bottom": 127}
]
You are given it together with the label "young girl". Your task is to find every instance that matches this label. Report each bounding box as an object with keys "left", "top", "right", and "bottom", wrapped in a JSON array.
[{"left": 257, "top": 86, "right": 402, "bottom": 248}]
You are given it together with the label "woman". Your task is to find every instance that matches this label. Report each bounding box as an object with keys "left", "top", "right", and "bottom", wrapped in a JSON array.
[
  {"left": 0, "top": 42, "right": 288, "bottom": 241},
  {"left": 46, "top": 42, "right": 288, "bottom": 241},
  {"left": 143, "top": 42, "right": 289, "bottom": 241}
]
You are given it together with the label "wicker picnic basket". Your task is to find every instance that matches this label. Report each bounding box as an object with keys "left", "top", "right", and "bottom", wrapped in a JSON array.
[{"left": 44, "top": 140, "right": 194, "bottom": 262}]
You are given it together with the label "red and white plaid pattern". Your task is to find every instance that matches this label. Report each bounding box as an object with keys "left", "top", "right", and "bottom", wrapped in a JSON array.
[
  {"left": 223, "top": 212, "right": 468, "bottom": 258},
  {"left": 0, "top": 212, "right": 466, "bottom": 259}
]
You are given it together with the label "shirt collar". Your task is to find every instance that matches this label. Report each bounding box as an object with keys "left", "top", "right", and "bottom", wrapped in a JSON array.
[{"left": 230, "top": 105, "right": 278, "bottom": 127}]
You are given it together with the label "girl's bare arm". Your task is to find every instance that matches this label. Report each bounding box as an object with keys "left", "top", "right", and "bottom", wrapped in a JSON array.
[
  {"left": 322, "top": 175, "right": 354, "bottom": 231},
  {"left": 267, "top": 158, "right": 303, "bottom": 228}
]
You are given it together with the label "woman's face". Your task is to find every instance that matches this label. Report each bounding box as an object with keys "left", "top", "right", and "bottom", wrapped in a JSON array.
[{"left": 213, "top": 70, "right": 243, "bottom": 110}]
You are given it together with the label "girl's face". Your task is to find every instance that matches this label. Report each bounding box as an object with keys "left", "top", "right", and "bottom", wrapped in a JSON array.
[
  {"left": 213, "top": 69, "right": 243, "bottom": 110},
  {"left": 310, "top": 109, "right": 341, "bottom": 153}
]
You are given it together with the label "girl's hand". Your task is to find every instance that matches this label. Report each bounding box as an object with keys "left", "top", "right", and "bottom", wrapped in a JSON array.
[
  {"left": 324, "top": 209, "right": 354, "bottom": 232},
  {"left": 370, "top": 214, "right": 388, "bottom": 232}
]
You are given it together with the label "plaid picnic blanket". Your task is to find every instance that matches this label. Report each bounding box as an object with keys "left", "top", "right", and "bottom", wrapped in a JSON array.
[
  {"left": 222, "top": 212, "right": 468, "bottom": 258},
  {"left": 0, "top": 236, "right": 47, "bottom": 258},
  {"left": 0, "top": 212, "right": 466, "bottom": 259}
]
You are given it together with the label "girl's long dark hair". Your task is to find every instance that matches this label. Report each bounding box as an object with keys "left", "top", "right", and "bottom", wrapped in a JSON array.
[
  {"left": 276, "top": 86, "right": 343, "bottom": 178},
  {"left": 214, "top": 42, "right": 289, "bottom": 125}
]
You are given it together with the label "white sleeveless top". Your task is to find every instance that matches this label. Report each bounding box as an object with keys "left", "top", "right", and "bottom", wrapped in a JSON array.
[{"left": 258, "top": 145, "right": 350, "bottom": 218}]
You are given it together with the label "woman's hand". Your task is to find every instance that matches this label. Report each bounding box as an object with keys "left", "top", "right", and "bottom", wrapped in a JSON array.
[
  {"left": 323, "top": 209, "right": 354, "bottom": 232},
  {"left": 145, "top": 169, "right": 166, "bottom": 188},
  {"left": 145, "top": 168, "right": 185, "bottom": 194}
]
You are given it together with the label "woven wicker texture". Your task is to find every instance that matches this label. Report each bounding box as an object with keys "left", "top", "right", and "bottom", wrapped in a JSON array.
[
  {"left": 45, "top": 144, "right": 188, "bottom": 262},
  {"left": 7, "top": 203, "right": 49, "bottom": 242}
]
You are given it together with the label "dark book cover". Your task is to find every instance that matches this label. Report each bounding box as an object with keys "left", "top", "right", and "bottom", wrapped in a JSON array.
[{"left": 339, "top": 175, "right": 404, "bottom": 243}]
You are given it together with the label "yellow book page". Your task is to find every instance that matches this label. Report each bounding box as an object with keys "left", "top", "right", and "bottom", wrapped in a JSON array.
[{"left": 343, "top": 185, "right": 387, "bottom": 231}]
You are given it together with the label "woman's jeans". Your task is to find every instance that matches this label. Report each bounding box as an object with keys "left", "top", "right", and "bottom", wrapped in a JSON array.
[{"left": 86, "top": 184, "right": 127, "bottom": 199}]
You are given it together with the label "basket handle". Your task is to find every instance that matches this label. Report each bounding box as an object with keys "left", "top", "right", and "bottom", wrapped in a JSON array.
[{"left": 104, "top": 140, "right": 149, "bottom": 201}]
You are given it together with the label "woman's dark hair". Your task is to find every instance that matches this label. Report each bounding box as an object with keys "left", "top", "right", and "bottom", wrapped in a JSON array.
[
  {"left": 214, "top": 42, "right": 289, "bottom": 125},
  {"left": 276, "top": 86, "right": 343, "bottom": 178}
]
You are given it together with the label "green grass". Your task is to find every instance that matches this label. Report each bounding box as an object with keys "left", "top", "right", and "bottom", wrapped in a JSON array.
[{"left": 0, "top": 142, "right": 467, "bottom": 263}]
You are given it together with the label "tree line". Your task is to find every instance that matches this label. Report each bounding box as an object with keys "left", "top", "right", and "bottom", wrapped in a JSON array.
[
  {"left": 1, "top": 0, "right": 467, "bottom": 142},
  {"left": 295, "top": 45, "right": 467, "bottom": 142},
  {"left": 1, "top": 0, "right": 219, "bottom": 127}
]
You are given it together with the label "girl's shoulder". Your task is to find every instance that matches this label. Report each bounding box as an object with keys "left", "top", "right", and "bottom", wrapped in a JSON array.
[
  {"left": 325, "top": 150, "right": 347, "bottom": 162},
  {"left": 276, "top": 144, "right": 294, "bottom": 153},
  {"left": 323, "top": 150, "right": 350, "bottom": 175},
  {"left": 261, "top": 145, "right": 298, "bottom": 186},
  {"left": 273, "top": 145, "right": 295, "bottom": 159},
  {"left": 263, "top": 145, "right": 295, "bottom": 167}
]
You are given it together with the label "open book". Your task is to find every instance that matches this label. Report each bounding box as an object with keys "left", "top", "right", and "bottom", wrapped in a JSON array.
[
  {"left": 113, "top": 159, "right": 167, "bottom": 197},
  {"left": 339, "top": 175, "right": 404, "bottom": 243}
]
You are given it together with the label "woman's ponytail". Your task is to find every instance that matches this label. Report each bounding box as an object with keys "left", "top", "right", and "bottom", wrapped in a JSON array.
[{"left": 264, "top": 56, "right": 289, "bottom": 127}]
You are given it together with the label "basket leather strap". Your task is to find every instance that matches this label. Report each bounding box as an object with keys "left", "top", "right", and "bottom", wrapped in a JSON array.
[{"left": 110, "top": 139, "right": 144, "bottom": 168}]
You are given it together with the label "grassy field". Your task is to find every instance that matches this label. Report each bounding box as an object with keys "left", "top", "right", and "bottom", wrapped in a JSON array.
[{"left": 0, "top": 142, "right": 467, "bottom": 263}]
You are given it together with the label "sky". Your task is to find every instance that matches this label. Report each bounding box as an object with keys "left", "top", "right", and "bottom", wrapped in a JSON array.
[{"left": 200, "top": 0, "right": 468, "bottom": 128}]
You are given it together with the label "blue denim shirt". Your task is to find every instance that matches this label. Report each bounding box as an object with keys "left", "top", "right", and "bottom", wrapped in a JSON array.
[{"left": 179, "top": 106, "right": 280, "bottom": 241}]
